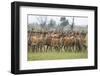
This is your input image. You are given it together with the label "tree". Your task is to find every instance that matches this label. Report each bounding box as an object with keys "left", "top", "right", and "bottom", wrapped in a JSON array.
[
  {"left": 48, "top": 19, "right": 56, "bottom": 28},
  {"left": 70, "top": 17, "right": 74, "bottom": 31},
  {"left": 47, "top": 19, "right": 56, "bottom": 32},
  {"left": 37, "top": 16, "right": 47, "bottom": 31},
  {"left": 60, "top": 17, "right": 69, "bottom": 32}
]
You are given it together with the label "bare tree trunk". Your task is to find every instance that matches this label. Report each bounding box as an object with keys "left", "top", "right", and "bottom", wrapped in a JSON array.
[{"left": 71, "top": 17, "right": 74, "bottom": 31}]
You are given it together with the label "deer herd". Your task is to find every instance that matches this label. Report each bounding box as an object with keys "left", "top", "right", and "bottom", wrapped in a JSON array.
[{"left": 28, "top": 31, "right": 87, "bottom": 53}]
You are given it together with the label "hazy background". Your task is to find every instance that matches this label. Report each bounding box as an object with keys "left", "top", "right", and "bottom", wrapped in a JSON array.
[
  {"left": 28, "top": 15, "right": 88, "bottom": 26},
  {"left": 28, "top": 15, "right": 88, "bottom": 32}
]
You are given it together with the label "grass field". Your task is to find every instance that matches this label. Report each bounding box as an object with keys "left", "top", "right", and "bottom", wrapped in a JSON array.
[{"left": 28, "top": 51, "right": 88, "bottom": 61}]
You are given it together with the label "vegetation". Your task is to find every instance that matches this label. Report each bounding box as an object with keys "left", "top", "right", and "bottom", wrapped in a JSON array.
[{"left": 28, "top": 51, "right": 88, "bottom": 61}]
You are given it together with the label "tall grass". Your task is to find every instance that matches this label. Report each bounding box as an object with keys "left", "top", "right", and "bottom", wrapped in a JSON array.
[{"left": 28, "top": 51, "right": 88, "bottom": 61}]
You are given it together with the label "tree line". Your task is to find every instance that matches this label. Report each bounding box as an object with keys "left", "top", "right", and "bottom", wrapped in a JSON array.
[{"left": 28, "top": 16, "right": 87, "bottom": 33}]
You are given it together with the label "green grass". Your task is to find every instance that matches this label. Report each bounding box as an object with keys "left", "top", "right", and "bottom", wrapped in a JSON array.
[{"left": 28, "top": 51, "right": 88, "bottom": 61}]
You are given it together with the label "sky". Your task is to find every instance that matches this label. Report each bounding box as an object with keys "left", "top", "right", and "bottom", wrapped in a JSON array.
[{"left": 28, "top": 15, "right": 88, "bottom": 26}]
